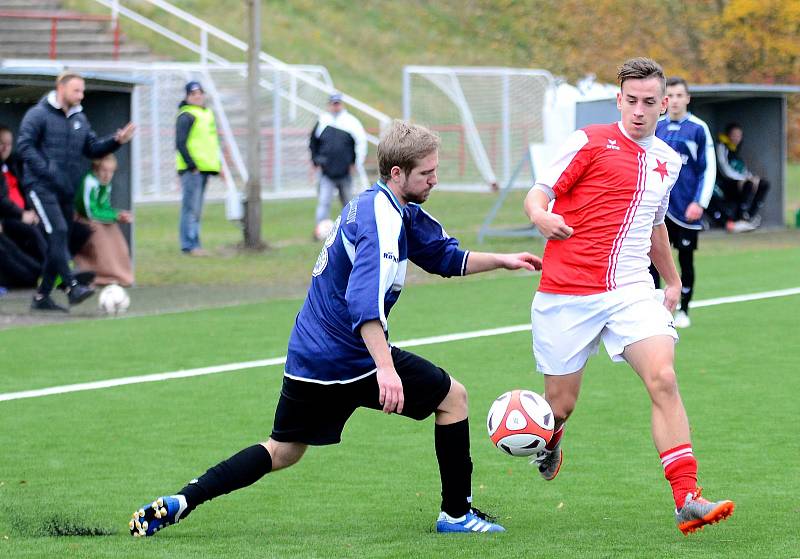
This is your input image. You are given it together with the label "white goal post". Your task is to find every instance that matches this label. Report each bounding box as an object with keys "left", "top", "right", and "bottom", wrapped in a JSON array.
[{"left": 403, "top": 66, "right": 557, "bottom": 190}]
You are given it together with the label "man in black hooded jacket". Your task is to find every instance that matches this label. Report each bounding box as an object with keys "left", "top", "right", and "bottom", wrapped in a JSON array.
[{"left": 17, "top": 71, "right": 134, "bottom": 312}]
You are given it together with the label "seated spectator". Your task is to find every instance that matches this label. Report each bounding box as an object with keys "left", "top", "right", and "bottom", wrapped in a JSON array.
[
  {"left": 0, "top": 125, "right": 47, "bottom": 263},
  {"left": 716, "top": 122, "right": 770, "bottom": 232},
  {"left": 0, "top": 223, "right": 41, "bottom": 288},
  {"left": 73, "top": 154, "right": 134, "bottom": 286}
]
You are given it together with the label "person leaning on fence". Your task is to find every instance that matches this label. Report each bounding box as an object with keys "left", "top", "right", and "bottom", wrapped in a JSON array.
[
  {"left": 175, "top": 80, "right": 221, "bottom": 257},
  {"left": 309, "top": 92, "right": 367, "bottom": 238},
  {"left": 16, "top": 71, "right": 135, "bottom": 312},
  {"left": 715, "top": 122, "right": 770, "bottom": 232},
  {"left": 73, "top": 154, "right": 134, "bottom": 287}
]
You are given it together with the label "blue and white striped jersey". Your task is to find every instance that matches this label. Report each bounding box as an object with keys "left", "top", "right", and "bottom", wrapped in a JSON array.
[
  {"left": 285, "top": 181, "right": 469, "bottom": 384},
  {"left": 655, "top": 113, "right": 716, "bottom": 230}
]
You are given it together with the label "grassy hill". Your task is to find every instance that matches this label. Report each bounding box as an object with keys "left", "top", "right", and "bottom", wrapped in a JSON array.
[{"left": 64, "top": 0, "right": 554, "bottom": 116}]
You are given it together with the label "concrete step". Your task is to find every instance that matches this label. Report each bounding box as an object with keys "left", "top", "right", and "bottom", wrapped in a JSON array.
[
  {"left": 1, "top": 43, "right": 152, "bottom": 57},
  {"left": 0, "top": 0, "right": 62, "bottom": 9},
  {"left": 0, "top": 3, "right": 154, "bottom": 62},
  {"left": 0, "top": 32, "right": 122, "bottom": 45},
  {"left": 0, "top": 18, "right": 108, "bottom": 32}
]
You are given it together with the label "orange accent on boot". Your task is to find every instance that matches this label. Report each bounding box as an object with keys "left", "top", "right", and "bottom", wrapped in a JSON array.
[{"left": 678, "top": 488, "right": 736, "bottom": 535}]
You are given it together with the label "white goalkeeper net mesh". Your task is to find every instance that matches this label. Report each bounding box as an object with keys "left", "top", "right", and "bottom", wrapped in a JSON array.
[{"left": 403, "top": 66, "right": 556, "bottom": 190}]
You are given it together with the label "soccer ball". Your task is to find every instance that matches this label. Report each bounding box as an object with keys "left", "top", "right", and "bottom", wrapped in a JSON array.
[
  {"left": 314, "top": 218, "right": 334, "bottom": 241},
  {"left": 487, "top": 389, "right": 555, "bottom": 457},
  {"left": 98, "top": 284, "right": 130, "bottom": 315}
]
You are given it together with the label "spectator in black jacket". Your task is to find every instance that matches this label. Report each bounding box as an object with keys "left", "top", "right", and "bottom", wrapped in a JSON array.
[
  {"left": 0, "top": 125, "right": 47, "bottom": 264},
  {"left": 17, "top": 71, "right": 135, "bottom": 312},
  {"left": 0, "top": 223, "right": 41, "bottom": 289},
  {"left": 309, "top": 92, "right": 366, "bottom": 238}
]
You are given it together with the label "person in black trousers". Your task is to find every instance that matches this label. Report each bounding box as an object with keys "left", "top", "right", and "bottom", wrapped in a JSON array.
[{"left": 16, "top": 71, "right": 135, "bottom": 312}]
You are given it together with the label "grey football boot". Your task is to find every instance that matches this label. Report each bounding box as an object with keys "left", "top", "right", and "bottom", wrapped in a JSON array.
[
  {"left": 530, "top": 442, "right": 563, "bottom": 481},
  {"left": 675, "top": 488, "right": 735, "bottom": 535}
]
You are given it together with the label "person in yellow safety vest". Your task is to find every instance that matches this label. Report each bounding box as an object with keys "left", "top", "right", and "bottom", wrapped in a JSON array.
[{"left": 176, "top": 80, "right": 220, "bottom": 256}]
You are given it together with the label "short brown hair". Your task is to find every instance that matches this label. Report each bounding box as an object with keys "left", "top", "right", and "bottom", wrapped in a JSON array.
[
  {"left": 56, "top": 70, "right": 83, "bottom": 87},
  {"left": 617, "top": 57, "right": 665, "bottom": 94},
  {"left": 378, "top": 120, "right": 440, "bottom": 182}
]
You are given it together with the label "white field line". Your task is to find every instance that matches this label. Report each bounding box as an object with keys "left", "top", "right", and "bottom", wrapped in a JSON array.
[{"left": 2, "top": 287, "right": 799, "bottom": 404}]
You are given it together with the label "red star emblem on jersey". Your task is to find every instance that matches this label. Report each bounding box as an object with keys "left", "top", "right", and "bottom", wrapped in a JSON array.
[{"left": 653, "top": 159, "right": 669, "bottom": 182}]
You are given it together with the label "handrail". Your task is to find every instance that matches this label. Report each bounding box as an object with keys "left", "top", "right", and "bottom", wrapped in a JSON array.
[
  {"left": 0, "top": 9, "right": 120, "bottom": 61},
  {"left": 92, "top": 0, "right": 391, "bottom": 138}
]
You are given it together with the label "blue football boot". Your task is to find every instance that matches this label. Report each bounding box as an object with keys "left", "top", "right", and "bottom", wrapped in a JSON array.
[
  {"left": 129, "top": 495, "right": 187, "bottom": 537},
  {"left": 436, "top": 507, "right": 505, "bottom": 533}
]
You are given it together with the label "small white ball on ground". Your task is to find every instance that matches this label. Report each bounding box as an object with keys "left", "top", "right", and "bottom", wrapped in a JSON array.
[
  {"left": 314, "top": 218, "right": 335, "bottom": 241},
  {"left": 98, "top": 284, "right": 130, "bottom": 314}
]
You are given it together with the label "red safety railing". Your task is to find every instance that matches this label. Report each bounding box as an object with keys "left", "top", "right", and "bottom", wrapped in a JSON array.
[{"left": 0, "top": 10, "right": 120, "bottom": 60}]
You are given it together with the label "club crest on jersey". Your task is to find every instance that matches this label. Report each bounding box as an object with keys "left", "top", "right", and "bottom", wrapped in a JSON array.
[
  {"left": 653, "top": 159, "right": 669, "bottom": 181},
  {"left": 605, "top": 138, "right": 620, "bottom": 151}
]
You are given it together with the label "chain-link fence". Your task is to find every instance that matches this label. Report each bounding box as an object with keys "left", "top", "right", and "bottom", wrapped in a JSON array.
[{"left": 2, "top": 59, "right": 386, "bottom": 202}]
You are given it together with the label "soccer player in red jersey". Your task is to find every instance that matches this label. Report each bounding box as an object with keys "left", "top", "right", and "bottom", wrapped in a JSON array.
[{"left": 523, "top": 58, "right": 734, "bottom": 534}]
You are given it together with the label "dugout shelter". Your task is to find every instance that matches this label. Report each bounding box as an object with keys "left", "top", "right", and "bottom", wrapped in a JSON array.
[
  {"left": 0, "top": 68, "right": 137, "bottom": 250},
  {"left": 575, "top": 84, "right": 800, "bottom": 228}
]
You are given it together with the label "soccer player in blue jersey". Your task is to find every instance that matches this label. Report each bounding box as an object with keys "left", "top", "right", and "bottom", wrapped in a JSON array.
[
  {"left": 130, "top": 120, "right": 542, "bottom": 537},
  {"left": 650, "top": 77, "right": 716, "bottom": 328}
]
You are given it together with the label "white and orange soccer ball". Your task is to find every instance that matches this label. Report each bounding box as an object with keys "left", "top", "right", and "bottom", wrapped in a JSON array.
[{"left": 487, "top": 389, "right": 555, "bottom": 457}]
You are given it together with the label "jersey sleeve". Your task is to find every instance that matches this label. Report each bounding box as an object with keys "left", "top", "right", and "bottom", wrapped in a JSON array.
[
  {"left": 654, "top": 185, "right": 672, "bottom": 226},
  {"left": 534, "top": 129, "right": 591, "bottom": 197},
  {"left": 406, "top": 206, "right": 468, "bottom": 277},
  {"left": 696, "top": 121, "right": 716, "bottom": 208},
  {"left": 345, "top": 196, "right": 401, "bottom": 332}
]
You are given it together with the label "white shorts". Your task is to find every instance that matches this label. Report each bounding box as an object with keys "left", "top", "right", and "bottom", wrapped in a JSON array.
[{"left": 531, "top": 284, "right": 678, "bottom": 375}]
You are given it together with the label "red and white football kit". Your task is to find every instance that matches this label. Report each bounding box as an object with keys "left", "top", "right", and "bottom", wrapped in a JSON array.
[{"left": 531, "top": 122, "right": 682, "bottom": 375}]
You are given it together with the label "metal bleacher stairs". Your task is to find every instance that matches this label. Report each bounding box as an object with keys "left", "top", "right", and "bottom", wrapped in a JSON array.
[{"left": 0, "top": 0, "right": 151, "bottom": 60}]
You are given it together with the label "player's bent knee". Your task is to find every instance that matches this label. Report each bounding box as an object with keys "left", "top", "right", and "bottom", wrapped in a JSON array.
[
  {"left": 263, "top": 439, "right": 307, "bottom": 471},
  {"left": 437, "top": 378, "right": 468, "bottom": 417}
]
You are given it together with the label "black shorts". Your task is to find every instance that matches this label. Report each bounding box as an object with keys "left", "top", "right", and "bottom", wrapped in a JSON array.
[
  {"left": 270, "top": 347, "right": 452, "bottom": 446},
  {"left": 666, "top": 218, "right": 698, "bottom": 251}
]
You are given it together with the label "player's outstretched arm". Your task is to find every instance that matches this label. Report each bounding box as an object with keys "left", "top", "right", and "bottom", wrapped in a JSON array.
[
  {"left": 464, "top": 251, "right": 542, "bottom": 275},
  {"left": 524, "top": 188, "right": 573, "bottom": 240}
]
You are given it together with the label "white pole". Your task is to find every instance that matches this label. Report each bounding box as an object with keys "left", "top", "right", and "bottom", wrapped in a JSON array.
[
  {"left": 501, "top": 72, "right": 511, "bottom": 186},
  {"left": 150, "top": 70, "right": 162, "bottom": 197},
  {"left": 273, "top": 66, "right": 282, "bottom": 192},
  {"left": 402, "top": 67, "right": 411, "bottom": 120},
  {"left": 130, "top": 84, "right": 142, "bottom": 201},
  {"left": 200, "top": 28, "right": 208, "bottom": 65}
]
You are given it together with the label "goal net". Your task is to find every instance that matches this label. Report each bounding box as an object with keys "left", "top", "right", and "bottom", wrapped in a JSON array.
[{"left": 403, "top": 66, "right": 556, "bottom": 190}]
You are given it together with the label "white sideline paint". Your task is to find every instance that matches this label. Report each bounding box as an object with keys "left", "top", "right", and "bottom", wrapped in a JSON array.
[{"left": 2, "top": 287, "right": 799, "bottom": 404}]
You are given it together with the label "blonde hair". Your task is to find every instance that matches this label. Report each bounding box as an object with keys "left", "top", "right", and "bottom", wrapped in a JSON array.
[
  {"left": 378, "top": 120, "right": 440, "bottom": 182},
  {"left": 92, "top": 153, "right": 117, "bottom": 172}
]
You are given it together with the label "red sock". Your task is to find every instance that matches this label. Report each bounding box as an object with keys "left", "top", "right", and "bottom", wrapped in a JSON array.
[
  {"left": 660, "top": 444, "right": 697, "bottom": 509},
  {"left": 546, "top": 425, "right": 564, "bottom": 451}
]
